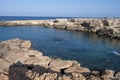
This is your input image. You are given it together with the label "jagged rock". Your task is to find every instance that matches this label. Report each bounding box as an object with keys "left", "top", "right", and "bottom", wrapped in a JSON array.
[
  {"left": 71, "top": 73, "right": 86, "bottom": 80},
  {"left": 101, "top": 70, "right": 115, "bottom": 80},
  {"left": 39, "top": 73, "right": 57, "bottom": 80},
  {"left": 87, "top": 75, "right": 101, "bottom": 80}
]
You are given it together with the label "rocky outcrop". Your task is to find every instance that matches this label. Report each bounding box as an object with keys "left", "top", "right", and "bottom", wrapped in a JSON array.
[
  {"left": 0, "top": 18, "right": 120, "bottom": 39},
  {"left": 0, "top": 39, "right": 120, "bottom": 80}
]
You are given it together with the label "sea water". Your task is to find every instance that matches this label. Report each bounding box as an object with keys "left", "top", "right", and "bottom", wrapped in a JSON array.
[{"left": 0, "top": 26, "right": 120, "bottom": 71}]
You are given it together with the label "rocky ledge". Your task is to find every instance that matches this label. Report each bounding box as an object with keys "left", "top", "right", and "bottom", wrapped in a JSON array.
[
  {"left": 0, "top": 18, "right": 120, "bottom": 39},
  {"left": 0, "top": 39, "right": 120, "bottom": 80}
]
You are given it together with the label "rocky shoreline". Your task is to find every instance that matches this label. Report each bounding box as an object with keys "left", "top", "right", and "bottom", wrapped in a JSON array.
[
  {"left": 0, "top": 18, "right": 120, "bottom": 39},
  {"left": 0, "top": 39, "right": 120, "bottom": 80}
]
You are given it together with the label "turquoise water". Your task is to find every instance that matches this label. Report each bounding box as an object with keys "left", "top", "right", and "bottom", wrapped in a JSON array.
[{"left": 0, "top": 26, "right": 120, "bottom": 71}]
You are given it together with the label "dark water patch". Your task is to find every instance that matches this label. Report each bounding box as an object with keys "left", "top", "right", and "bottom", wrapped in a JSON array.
[
  {"left": 0, "top": 26, "right": 120, "bottom": 71},
  {"left": 52, "top": 37, "right": 65, "bottom": 42}
]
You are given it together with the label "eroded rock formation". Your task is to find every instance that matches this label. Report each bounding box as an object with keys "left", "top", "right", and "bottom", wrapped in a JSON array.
[{"left": 0, "top": 39, "right": 120, "bottom": 80}]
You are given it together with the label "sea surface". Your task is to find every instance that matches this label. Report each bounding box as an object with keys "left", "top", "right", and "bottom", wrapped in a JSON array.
[
  {"left": 0, "top": 16, "right": 72, "bottom": 21},
  {"left": 0, "top": 26, "right": 120, "bottom": 71}
]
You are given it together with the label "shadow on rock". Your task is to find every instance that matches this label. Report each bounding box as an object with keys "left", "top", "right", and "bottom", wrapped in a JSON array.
[{"left": 9, "top": 61, "right": 61, "bottom": 80}]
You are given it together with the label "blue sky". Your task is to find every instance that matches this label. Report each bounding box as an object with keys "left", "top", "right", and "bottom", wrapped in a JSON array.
[{"left": 0, "top": 0, "right": 120, "bottom": 17}]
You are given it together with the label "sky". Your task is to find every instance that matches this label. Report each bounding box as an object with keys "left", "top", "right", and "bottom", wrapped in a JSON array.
[{"left": 0, "top": 0, "right": 120, "bottom": 17}]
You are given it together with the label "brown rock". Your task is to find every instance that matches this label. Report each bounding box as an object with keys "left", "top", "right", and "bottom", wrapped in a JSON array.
[
  {"left": 101, "top": 70, "right": 115, "bottom": 80},
  {"left": 21, "top": 40, "right": 32, "bottom": 48},
  {"left": 65, "top": 67, "right": 90, "bottom": 73},
  {"left": 0, "top": 73, "right": 8, "bottom": 80},
  {"left": 71, "top": 73, "right": 86, "bottom": 80},
  {"left": 49, "top": 59, "right": 73, "bottom": 72}
]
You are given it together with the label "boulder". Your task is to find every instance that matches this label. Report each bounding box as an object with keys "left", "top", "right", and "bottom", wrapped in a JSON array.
[
  {"left": 49, "top": 59, "right": 73, "bottom": 72},
  {"left": 65, "top": 67, "right": 90, "bottom": 73}
]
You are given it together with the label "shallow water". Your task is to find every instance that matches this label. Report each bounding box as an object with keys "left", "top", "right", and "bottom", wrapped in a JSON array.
[{"left": 0, "top": 26, "right": 120, "bottom": 71}]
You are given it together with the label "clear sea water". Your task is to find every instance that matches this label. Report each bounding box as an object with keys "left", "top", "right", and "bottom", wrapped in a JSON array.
[
  {"left": 0, "top": 16, "right": 72, "bottom": 21},
  {"left": 0, "top": 16, "right": 120, "bottom": 71}
]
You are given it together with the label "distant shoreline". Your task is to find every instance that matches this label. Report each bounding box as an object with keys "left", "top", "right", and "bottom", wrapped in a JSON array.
[
  {"left": 0, "top": 18, "right": 120, "bottom": 39},
  {"left": 0, "top": 16, "right": 120, "bottom": 21}
]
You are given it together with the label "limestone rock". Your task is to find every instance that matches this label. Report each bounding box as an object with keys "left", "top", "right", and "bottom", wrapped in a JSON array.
[
  {"left": 0, "top": 39, "right": 120, "bottom": 80},
  {"left": 71, "top": 73, "right": 86, "bottom": 80},
  {"left": 65, "top": 67, "right": 90, "bottom": 73},
  {"left": 49, "top": 59, "right": 73, "bottom": 72},
  {"left": 101, "top": 70, "right": 115, "bottom": 80},
  {"left": 21, "top": 40, "right": 32, "bottom": 48}
]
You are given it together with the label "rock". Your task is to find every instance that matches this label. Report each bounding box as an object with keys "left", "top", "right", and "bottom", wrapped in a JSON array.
[
  {"left": 21, "top": 40, "right": 32, "bottom": 48},
  {"left": 101, "top": 69, "right": 115, "bottom": 80},
  {"left": 26, "top": 50, "right": 43, "bottom": 57},
  {"left": 87, "top": 75, "right": 101, "bottom": 80},
  {"left": 115, "top": 72, "right": 120, "bottom": 79},
  {"left": 58, "top": 75, "right": 72, "bottom": 80},
  {"left": 1, "top": 18, "right": 120, "bottom": 38},
  {"left": 24, "top": 56, "right": 51, "bottom": 67},
  {"left": 49, "top": 59, "right": 73, "bottom": 72},
  {"left": 39, "top": 73, "right": 57, "bottom": 80},
  {"left": 0, "top": 73, "right": 8, "bottom": 80},
  {"left": 71, "top": 73, "right": 86, "bottom": 80},
  {"left": 1, "top": 39, "right": 120, "bottom": 80},
  {"left": 65, "top": 67, "right": 90, "bottom": 73}
]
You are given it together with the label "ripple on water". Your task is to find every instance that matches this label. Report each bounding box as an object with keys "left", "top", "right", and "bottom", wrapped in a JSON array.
[{"left": 0, "top": 26, "right": 120, "bottom": 71}]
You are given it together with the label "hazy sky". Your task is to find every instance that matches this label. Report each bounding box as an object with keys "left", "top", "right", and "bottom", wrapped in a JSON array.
[{"left": 0, "top": 0, "right": 120, "bottom": 17}]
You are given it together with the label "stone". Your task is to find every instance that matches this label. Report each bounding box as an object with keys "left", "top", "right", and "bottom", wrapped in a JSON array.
[
  {"left": 0, "top": 73, "right": 8, "bottom": 80},
  {"left": 0, "top": 39, "right": 120, "bottom": 80},
  {"left": 88, "top": 75, "right": 101, "bottom": 80},
  {"left": 58, "top": 75, "right": 72, "bottom": 80},
  {"left": 21, "top": 40, "right": 32, "bottom": 48},
  {"left": 101, "top": 69, "right": 115, "bottom": 80},
  {"left": 49, "top": 59, "right": 73, "bottom": 72},
  {"left": 65, "top": 67, "right": 90, "bottom": 73},
  {"left": 71, "top": 73, "right": 86, "bottom": 80},
  {"left": 26, "top": 50, "right": 43, "bottom": 57},
  {"left": 115, "top": 72, "right": 120, "bottom": 79}
]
